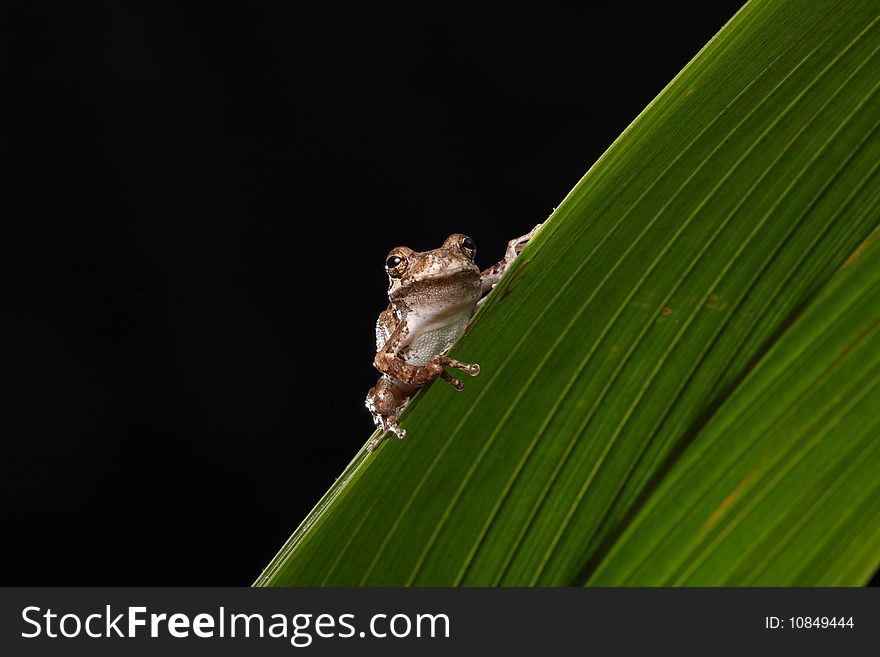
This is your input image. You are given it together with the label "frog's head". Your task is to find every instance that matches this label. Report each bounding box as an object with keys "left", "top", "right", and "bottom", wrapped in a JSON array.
[{"left": 384, "top": 234, "right": 480, "bottom": 302}]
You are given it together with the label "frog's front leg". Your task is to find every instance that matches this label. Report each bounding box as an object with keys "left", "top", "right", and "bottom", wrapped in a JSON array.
[
  {"left": 480, "top": 223, "right": 542, "bottom": 296},
  {"left": 373, "top": 349, "right": 480, "bottom": 390},
  {"left": 367, "top": 346, "right": 479, "bottom": 451}
]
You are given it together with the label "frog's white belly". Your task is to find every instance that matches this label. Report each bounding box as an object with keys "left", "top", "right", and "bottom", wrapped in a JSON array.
[{"left": 400, "top": 309, "right": 473, "bottom": 366}]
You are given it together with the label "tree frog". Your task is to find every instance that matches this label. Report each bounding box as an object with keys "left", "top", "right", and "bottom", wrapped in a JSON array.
[{"left": 365, "top": 225, "right": 541, "bottom": 451}]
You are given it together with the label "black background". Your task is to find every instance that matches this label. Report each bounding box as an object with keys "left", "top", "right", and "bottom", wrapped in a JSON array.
[{"left": 12, "top": 2, "right": 869, "bottom": 587}]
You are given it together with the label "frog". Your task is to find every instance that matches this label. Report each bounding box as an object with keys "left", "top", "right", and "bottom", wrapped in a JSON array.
[{"left": 365, "top": 224, "right": 541, "bottom": 451}]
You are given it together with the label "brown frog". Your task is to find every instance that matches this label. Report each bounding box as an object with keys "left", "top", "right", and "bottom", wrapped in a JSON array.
[{"left": 365, "top": 225, "right": 541, "bottom": 451}]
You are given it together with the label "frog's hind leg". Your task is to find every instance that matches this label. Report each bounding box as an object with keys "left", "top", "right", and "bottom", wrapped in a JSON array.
[{"left": 365, "top": 376, "right": 412, "bottom": 451}]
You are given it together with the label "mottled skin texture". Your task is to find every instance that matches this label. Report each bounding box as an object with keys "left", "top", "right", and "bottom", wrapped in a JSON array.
[{"left": 365, "top": 226, "right": 541, "bottom": 451}]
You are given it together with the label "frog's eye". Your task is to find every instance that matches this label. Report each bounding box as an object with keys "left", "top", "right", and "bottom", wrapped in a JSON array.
[
  {"left": 459, "top": 235, "right": 476, "bottom": 260},
  {"left": 385, "top": 253, "right": 408, "bottom": 278}
]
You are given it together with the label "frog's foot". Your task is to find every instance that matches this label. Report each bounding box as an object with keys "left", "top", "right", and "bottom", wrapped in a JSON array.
[
  {"left": 440, "top": 355, "right": 480, "bottom": 376},
  {"left": 504, "top": 222, "right": 542, "bottom": 260},
  {"left": 479, "top": 223, "right": 543, "bottom": 294},
  {"left": 440, "top": 371, "right": 464, "bottom": 390},
  {"left": 428, "top": 354, "right": 479, "bottom": 391},
  {"left": 365, "top": 376, "right": 411, "bottom": 451},
  {"left": 367, "top": 416, "right": 406, "bottom": 452}
]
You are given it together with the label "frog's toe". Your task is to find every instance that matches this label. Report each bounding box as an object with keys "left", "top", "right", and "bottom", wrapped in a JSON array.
[
  {"left": 367, "top": 418, "right": 407, "bottom": 452},
  {"left": 441, "top": 371, "right": 465, "bottom": 390}
]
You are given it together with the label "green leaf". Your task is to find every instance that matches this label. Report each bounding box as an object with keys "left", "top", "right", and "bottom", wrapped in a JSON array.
[
  {"left": 587, "top": 229, "right": 880, "bottom": 586},
  {"left": 256, "top": 0, "right": 880, "bottom": 586}
]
